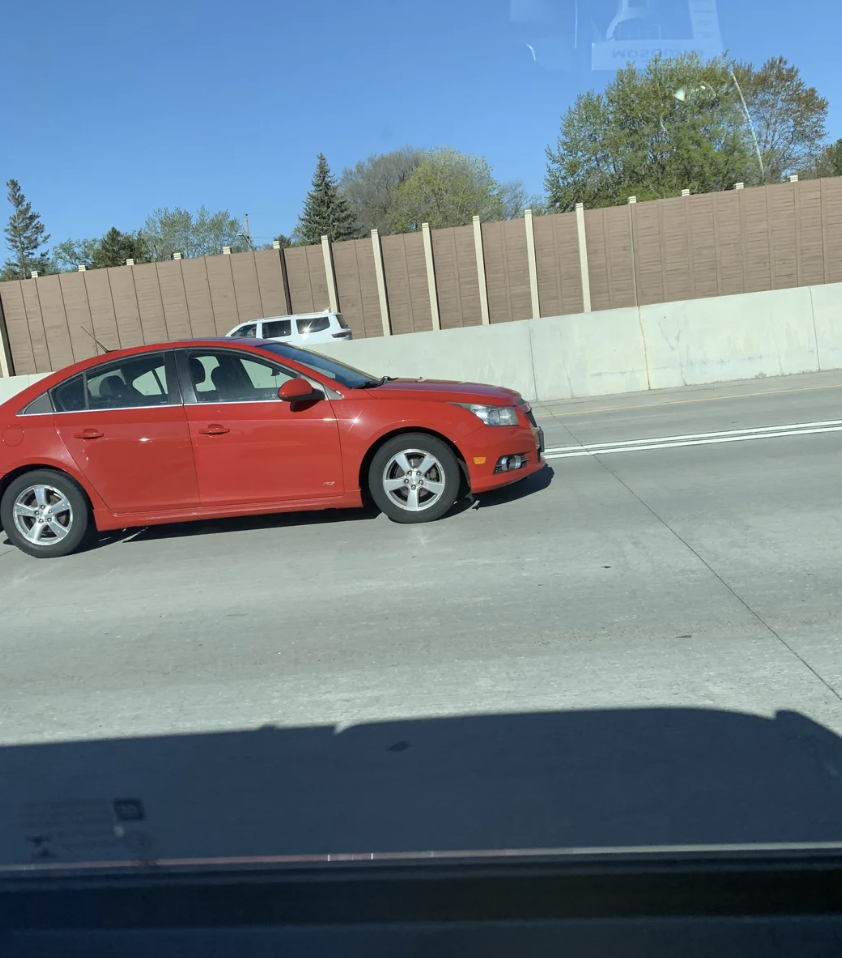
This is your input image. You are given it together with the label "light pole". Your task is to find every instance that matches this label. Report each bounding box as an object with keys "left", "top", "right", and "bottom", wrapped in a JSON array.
[{"left": 674, "top": 72, "right": 765, "bottom": 182}]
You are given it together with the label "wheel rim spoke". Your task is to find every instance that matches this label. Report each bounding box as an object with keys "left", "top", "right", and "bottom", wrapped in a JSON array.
[
  {"left": 14, "top": 503, "right": 38, "bottom": 519},
  {"left": 404, "top": 487, "right": 420, "bottom": 511},
  {"left": 46, "top": 519, "right": 69, "bottom": 540},
  {"left": 51, "top": 495, "right": 71, "bottom": 516},
  {"left": 33, "top": 486, "right": 48, "bottom": 507},
  {"left": 423, "top": 480, "right": 444, "bottom": 497},
  {"left": 393, "top": 452, "right": 412, "bottom": 474},
  {"left": 383, "top": 477, "right": 407, "bottom": 492},
  {"left": 416, "top": 454, "right": 436, "bottom": 476}
]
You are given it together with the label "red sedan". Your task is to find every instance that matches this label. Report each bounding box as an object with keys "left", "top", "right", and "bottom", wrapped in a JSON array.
[{"left": 0, "top": 339, "right": 546, "bottom": 558}]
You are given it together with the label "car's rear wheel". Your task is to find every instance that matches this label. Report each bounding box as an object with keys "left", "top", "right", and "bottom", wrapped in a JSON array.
[
  {"left": 0, "top": 469, "right": 92, "bottom": 558},
  {"left": 369, "top": 433, "right": 461, "bottom": 524}
]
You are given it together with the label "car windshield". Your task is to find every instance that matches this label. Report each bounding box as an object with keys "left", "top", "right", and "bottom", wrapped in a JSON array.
[
  {"left": 2, "top": 0, "right": 842, "bottom": 898},
  {"left": 259, "top": 342, "right": 378, "bottom": 388}
]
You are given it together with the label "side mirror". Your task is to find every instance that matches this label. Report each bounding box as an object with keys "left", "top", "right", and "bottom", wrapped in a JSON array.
[{"left": 278, "top": 378, "right": 319, "bottom": 402}]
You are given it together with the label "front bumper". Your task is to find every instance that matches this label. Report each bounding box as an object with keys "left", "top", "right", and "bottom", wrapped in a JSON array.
[{"left": 461, "top": 420, "right": 546, "bottom": 494}]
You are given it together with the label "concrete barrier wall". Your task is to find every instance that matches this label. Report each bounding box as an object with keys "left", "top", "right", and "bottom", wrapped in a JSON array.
[
  {"left": 318, "top": 283, "right": 842, "bottom": 402},
  {"left": 640, "top": 287, "right": 820, "bottom": 390},
  {"left": 1, "top": 284, "right": 841, "bottom": 405},
  {"left": 0, "top": 373, "right": 49, "bottom": 406}
]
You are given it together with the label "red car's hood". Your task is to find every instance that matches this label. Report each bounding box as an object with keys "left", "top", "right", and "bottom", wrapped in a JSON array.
[{"left": 367, "top": 379, "right": 523, "bottom": 405}]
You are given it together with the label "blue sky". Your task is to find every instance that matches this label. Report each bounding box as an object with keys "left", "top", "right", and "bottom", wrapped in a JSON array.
[{"left": 1, "top": 0, "right": 840, "bottom": 248}]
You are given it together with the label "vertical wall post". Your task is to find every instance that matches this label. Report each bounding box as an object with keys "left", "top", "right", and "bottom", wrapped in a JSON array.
[
  {"left": 575, "top": 203, "right": 592, "bottom": 313},
  {"left": 472, "top": 215, "right": 490, "bottom": 325},
  {"left": 273, "top": 241, "right": 294, "bottom": 315},
  {"left": 421, "top": 223, "right": 441, "bottom": 331},
  {"left": 524, "top": 208, "right": 540, "bottom": 319},
  {"left": 321, "top": 235, "right": 339, "bottom": 313},
  {"left": 0, "top": 294, "right": 12, "bottom": 377},
  {"left": 628, "top": 196, "right": 640, "bottom": 308},
  {"left": 371, "top": 229, "right": 391, "bottom": 337}
]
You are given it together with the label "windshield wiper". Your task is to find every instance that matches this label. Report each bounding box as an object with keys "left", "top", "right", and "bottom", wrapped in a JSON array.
[{"left": 360, "top": 376, "right": 397, "bottom": 388}]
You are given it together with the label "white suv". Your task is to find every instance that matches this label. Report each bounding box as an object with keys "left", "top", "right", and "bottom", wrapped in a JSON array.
[{"left": 226, "top": 311, "right": 353, "bottom": 346}]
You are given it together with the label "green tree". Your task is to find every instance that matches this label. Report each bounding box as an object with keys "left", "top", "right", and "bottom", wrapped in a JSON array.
[
  {"left": 296, "top": 154, "right": 358, "bottom": 245},
  {"left": 388, "top": 148, "right": 510, "bottom": 232},
  {"left": 801, "top": 138, "right": 842, "bottom": 179},
  {"left": 734, "top": 56, "right": 828, "bottom": 183},
  {"left": 2, "top": 179, "right": 51, "bottom": 280},
  {"left": 50, "top": 237, "right": 100, "bottom": 272},
  {"left": 339, "top": 147, "right": 425, "bottom": 235},
  {"left": 273, "top": 233, "right": 295, "bottom": 248},
  {"left": 141, "top": 206, "right": 245, "bottom": 261},
  {"left": 545, "top": 54, "right": 755, "bottom": 211},
  {"left": 90, "top": 227, "right": 148, "bottom": 268}
]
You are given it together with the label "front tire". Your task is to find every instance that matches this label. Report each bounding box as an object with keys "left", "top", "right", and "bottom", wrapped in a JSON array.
[
  {"left": 0, "top": 469, "right": 93, "bottom": 558},
  {"left": 369, "top": 433, "right": 461, "bottom": 524}
]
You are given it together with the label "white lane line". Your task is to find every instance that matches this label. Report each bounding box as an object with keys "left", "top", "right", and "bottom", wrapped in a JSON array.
[
  {"left": 544, "top": 424, "right": 842, "bottom": 460},
  {"left": 543, "top": 418, "right": 842, "bottom": 456}
]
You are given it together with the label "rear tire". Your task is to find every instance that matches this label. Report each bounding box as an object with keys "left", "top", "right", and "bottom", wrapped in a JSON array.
[
  {"left": 369, "top": 433, "right": 461, "bottom": 524},
  {"left": 0, "top": 469, "right": 93, "bottom": 559}
]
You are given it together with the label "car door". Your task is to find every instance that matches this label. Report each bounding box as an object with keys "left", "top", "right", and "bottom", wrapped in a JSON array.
[
  {"left": 178, "top": 347, "right": 345, "bottom": 506},
  {"left": 53, "top": 351, "right": 200, "bottom": 515}
]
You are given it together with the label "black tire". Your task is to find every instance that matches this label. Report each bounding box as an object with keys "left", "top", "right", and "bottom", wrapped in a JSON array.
[
  {"left": 0, "top": 469, "right": 93, "bottom": 559},
  {"left": 368, "top": 433, "right": 461, "bottom": 524}
]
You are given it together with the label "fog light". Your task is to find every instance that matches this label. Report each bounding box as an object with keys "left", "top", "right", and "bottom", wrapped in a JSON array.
[{"left": 494, "top": 453, "right": 528, "bottom": 474}]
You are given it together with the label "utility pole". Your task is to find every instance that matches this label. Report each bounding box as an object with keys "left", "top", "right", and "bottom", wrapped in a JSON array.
[{"left": 243, "top": 214, "right": 253, "bottom": 249}]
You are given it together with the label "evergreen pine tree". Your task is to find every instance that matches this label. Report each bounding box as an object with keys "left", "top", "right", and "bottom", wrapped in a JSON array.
[
  {"left": 296, "top": 154, "right": 358, "bottom": 245},
  {"left": 91, "top": 227, "right": 148, "bottom": 268},
  {"left": 2, "top": 179, "right": 51, "bottom": 279}
]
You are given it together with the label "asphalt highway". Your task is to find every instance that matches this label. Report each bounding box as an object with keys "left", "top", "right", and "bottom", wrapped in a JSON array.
[{"left": 3, "top": 370, "right": 842, "bottom": 863}]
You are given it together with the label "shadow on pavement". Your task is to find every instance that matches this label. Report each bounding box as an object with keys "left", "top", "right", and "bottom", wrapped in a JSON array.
[
  {"left": 85, "top": 467, "right": 552, "bottom": 547},
  {"left": 4, "top": 705, "right": 842, "bottom": 955},
  {"left": 473, "top": 463, "right": 554, "bottom": 509},
  {"left": 114, "top": 502, "right": 383, "bottom": 545},
  {"left": 2, "top": 705, "right": 842, "bottom": 867}
]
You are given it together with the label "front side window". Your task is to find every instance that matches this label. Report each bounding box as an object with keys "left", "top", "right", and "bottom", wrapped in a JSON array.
[
  {"left": 230, "top": 323, "right": 258, "bottom": 339},
  {"left": 187, "top": 350, "right": 296, "bottom": 404},
  {"left": 297, "top": 316, "right": 330, "bottom": 335}
]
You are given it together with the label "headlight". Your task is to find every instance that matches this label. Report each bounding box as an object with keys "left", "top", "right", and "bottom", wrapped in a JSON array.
[{"left": 456, "top": 403, "right": 520, "bottom": 426}]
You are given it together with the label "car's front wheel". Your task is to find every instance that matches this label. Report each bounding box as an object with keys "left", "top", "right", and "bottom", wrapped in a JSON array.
[
  {"left": 0, "top": 469, "right": 92, "bottom": 558},
  {"left": 369, "top": 433, "right": 461, "bottom": 524}
]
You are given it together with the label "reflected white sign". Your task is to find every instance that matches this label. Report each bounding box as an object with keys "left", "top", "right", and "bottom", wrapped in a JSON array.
[{"left": 592, "top": 0, "right": 723, "bottom": 71}]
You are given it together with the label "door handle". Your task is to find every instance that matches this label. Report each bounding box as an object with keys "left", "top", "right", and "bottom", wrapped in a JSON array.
[
  {"left": 73, "top": 428, "right": 104, "bottom": 440},
  {"left": 199, "top": 424, "right": 230, "bottom": 436}
]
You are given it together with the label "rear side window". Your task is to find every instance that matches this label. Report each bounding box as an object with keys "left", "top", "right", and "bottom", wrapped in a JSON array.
[
  {"left": 87, "top": 355, "right": 169, "bottom": 409},
  {"left": 52, "top": 376, "right": 87, "bottom": 413},
  {"left": 297, "top": 316, "right": 330, "bottom": 334},
  {"left": 51, "top": 355, "right": 173, "bottom": 412},
  {"left": 264, "top": 319, "right": 292, "bottom": 339},
  {"left": 19, "top": 392, "right": 53, "bottom": 415}
]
